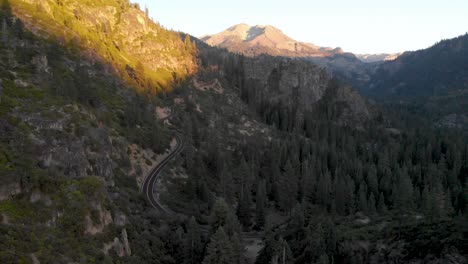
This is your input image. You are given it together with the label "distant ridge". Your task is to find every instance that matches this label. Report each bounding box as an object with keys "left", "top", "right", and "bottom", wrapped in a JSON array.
[
  {"left": 356, "top": 53, "right": 401, "bottom": 63},
  {"left": 201, "top": 23, "right": 344, "bottom": 58},
  {"left": 202, "top": 23, "right": 400, "bottom": 64}
]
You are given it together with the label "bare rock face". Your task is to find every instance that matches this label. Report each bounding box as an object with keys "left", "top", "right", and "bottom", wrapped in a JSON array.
[
  {"left": 202, "top": 24, "right": 342, "bottom": 58},
  {"left": 0, "top": 182, "right": 21, "bottom": 201},
  {"left": 236, "top": 55, "right": 371, "bottom": 125},
  {"left": 104, "top": 237, "right": 125, "bottom": 257},
  {"left": 30, "top": 253, "right": 40, "bottom": 264},
  {"left": 114, "top": 212, "right": 127, "bottom": 227},
  {"left": 436, "top": 114, "right": 468, "bottom": 129},
  {"left": 242, "top": 56, "right": 330, "bottom": 110},
  {"left": 103, "top": 229, "right": 131, "bottom": 257},
  {"left": 85, "top": 203, "right": 113, "bottom": 235},
  {"left": 30, "top": 190, "right": 42, "bottom": 203},
  {"left": 121, "top": 228, "right": 131, "bottom": 256},
  {"left": 31, "top": 54, "right": 49, "bottom": 73},
  {"left": 12, "top": 0, "right": 197, "bottom": 89},
  {"left": 1, "top": 213, "right": 9, "bottom": 225},
  {"left": 334, "top": 84, "right": 372, "bottom": 126}
]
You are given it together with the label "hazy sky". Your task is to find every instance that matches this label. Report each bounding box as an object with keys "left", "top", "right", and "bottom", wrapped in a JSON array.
[{"left": 132, "top": 0, "right": 468, "bottom": 54}]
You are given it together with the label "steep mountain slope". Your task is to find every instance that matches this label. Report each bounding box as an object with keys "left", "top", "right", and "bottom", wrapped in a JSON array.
[
  {"left": 10, "top": 0, "right": 197, "bottom": 90},
  {"left": 0, "top": 11, "right": 173, "bottom": 264},
  {"left": 1, "top": 1, "right": 467, "bottom": 263},
  {"left": 0, "top": 1, "right": 374, "bottom": 262},
  {"left": 202, "top": 23, "right": 343, "bottom": 58},
  {"left": 366, "top": 34, "right": 468, "bottom": 99},
  {"left": 168, "top": 41, "right": 468, "bottom": 264},
  {"left": 196, "top": 39, "right": 373, "bottom": 129},
  {"left": 362, "top": 33, "right": 468, "bottom": 127},
  {"left": 202, "top": 24, "right": 380, "bottom": 89}
]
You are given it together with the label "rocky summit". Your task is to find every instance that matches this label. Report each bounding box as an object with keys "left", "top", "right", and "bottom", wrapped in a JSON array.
[{"left": 202, "top": 23, "right": 344, "bottom": 58}]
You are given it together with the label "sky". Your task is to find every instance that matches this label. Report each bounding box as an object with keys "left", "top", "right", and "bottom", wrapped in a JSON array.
[{"left": 131, "top": 0, "right": 468, "bottom": 54}]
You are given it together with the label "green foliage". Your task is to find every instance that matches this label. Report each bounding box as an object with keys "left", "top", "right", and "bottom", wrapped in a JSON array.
[
  {"left": 202, "top": 227, "right": 236, "bottom": 264},
  {"left": 10, "top": 0, "right": 197, "bottom": 93},
  {"left": 0, "top": 199, "right": 49, "bottom": 223},
  {"left": 0, "top": 1, "right": 466, "bottom": 263}
]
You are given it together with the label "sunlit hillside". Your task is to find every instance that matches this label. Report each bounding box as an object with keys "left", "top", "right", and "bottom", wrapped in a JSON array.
[{"left": 10, "top": 0, "right": 197, "bottom": 92}]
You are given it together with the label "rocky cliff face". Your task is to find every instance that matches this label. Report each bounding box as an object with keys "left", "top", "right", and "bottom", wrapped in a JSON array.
[
  {"left": 241, "top": 56, "right": 330, "bottom": 108},
  {"left": 196, "top": 39, "right": 373, "bottom": 128},
  {"left": 237, "top": 55, "right": 373, "bottom": 126},
  {"left": 201, "top": 23, "right": 381, "bottom": 102}
]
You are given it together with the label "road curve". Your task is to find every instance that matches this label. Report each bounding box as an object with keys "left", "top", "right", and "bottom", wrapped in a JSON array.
[
  {"left": 140, "top": 129, "right": 264, "bottom": 262},
  {"left": 141, "top": 132, "right": 184, "bottom": 212}
]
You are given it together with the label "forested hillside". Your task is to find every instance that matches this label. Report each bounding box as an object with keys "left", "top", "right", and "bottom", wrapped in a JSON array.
[
  {"left": 361, "top": 34, "right": 468, "bottom": 128},
  {"left": 0, "top": 0, "right": 467, "bottom": 263},
  {"left": 10, "top": 0, "right": 197, "bottom": 91},
  {"left": 162, "top": 40, "right": 468, "bottom": 263},
  {"left": 366, "top": 34, "right": 468, "bottom": 101},
  {"left": 0, "top": 0, "right": 187, "bottom": 262}
]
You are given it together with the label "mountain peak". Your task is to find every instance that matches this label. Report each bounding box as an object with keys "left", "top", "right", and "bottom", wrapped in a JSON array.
[
  {"left": 226, "top": 23, "right": 252, "bottom": 34},
  {"left": 228, "top": 23, "right": 251, "bottom": 29},
  {"left": 202, "top": 23, "right": 341, "bottom": 58},
  {"left": 204, "top": 24, "right": 285, "bottom": 43}
]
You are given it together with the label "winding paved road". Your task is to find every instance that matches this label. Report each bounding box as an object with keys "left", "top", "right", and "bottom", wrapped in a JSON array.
[
  {"left": 141, "top": 132, "right": 184, "bottom": 212},
  {"left": 139, "top": 112, "right": 265, "bottom": 263}
]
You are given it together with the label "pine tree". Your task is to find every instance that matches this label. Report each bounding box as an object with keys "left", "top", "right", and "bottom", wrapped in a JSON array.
[
  {"left": 348, "top": 175, "right": 357, "bottom": 214},
  {"left": 318, "top": 254, "right": 329, "bottom": 264},
  {"left": 278, "top": 160, "right": 298, "bottom": 212},
  {"left": 334, "top": 175, "right": 347, "bottom": 215},
  {"left": 443, "top": 189, "right": 455, "bottom": 218},
  {"left": 210, "top": 198, "right": 241, "bottom": 237},
  {"left": 377, "top": 192, "right": 387, "bottom": 214},
  {"left": 366, "top": 164, "right": 379, "bottom": 197},
  {"left": 0, "top": 0, "right": 12, "bottom": 21},
  {"left": 422, "top": 184, "right": 442, "bottom": 222},
  {"left": 221, "top": 170, "right": 234, "bottom": 204},
  {"left": 237, "top": 189, "right": 252, "bottom": 229},
  {"left": 358, "top": 181, "right": 368, "bottom": 213},
  {"left": 237, "top": 159, "right": 252, "bottom": 229},
  {"left": 368, "top": 192, "right": 377, "bottom": 215},
  {"left": 317, "top": 171, "right": 332, "bottom": 211},
  {"left": 202, "top": 227, "right": 235, "bottom": 264},
  {"left": 1, "top": 18, "right": 7, "bottom": 44},
  {"left": 255, "top": 179, "right": 267, "bottom": 229},
  {"left": 135, "top": 61, "right": 145, "bottom": 81},
  {"left": 184, "top": 217, "right": 202, "bottom": 264},
  {"left": 268, "top": 237, "right": 293, "bottom": 264},
  {"left": 184, "top": 34, "right": 193, "bottom": 52},
  {"left": 230, "top": 232, "right": 245, "bottom": 264},
  {"left": 394, "top": 168, "right": 414, "bottom": 211},
  {"left": 289, "top": 203, "right": 305, "bottom": 234},
  {"left": 210, "top": 198, "right": 230, "bottom": 232}
]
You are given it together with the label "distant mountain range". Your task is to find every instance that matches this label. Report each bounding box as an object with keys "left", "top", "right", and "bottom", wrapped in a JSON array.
[
  {"left": 363, "top": 33, "right": 468, "bottom": 126},
  {"left": 202, "top": 24, "right": 468, "bottom": 127},
  {"left": 202, "top": 24, "right": 400, "bottom": 63},
  {"left": 201, "top": 24, "right": 401, "bottom": 93},
  {"left": 365, "top": 34, "right": 468, "bottom": 100},
  {"left": 356, "top": 53, "right": 401, "bottom": 63},
  {"left": 201, "top": 23, "right": 345, "bottom": 58}
]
